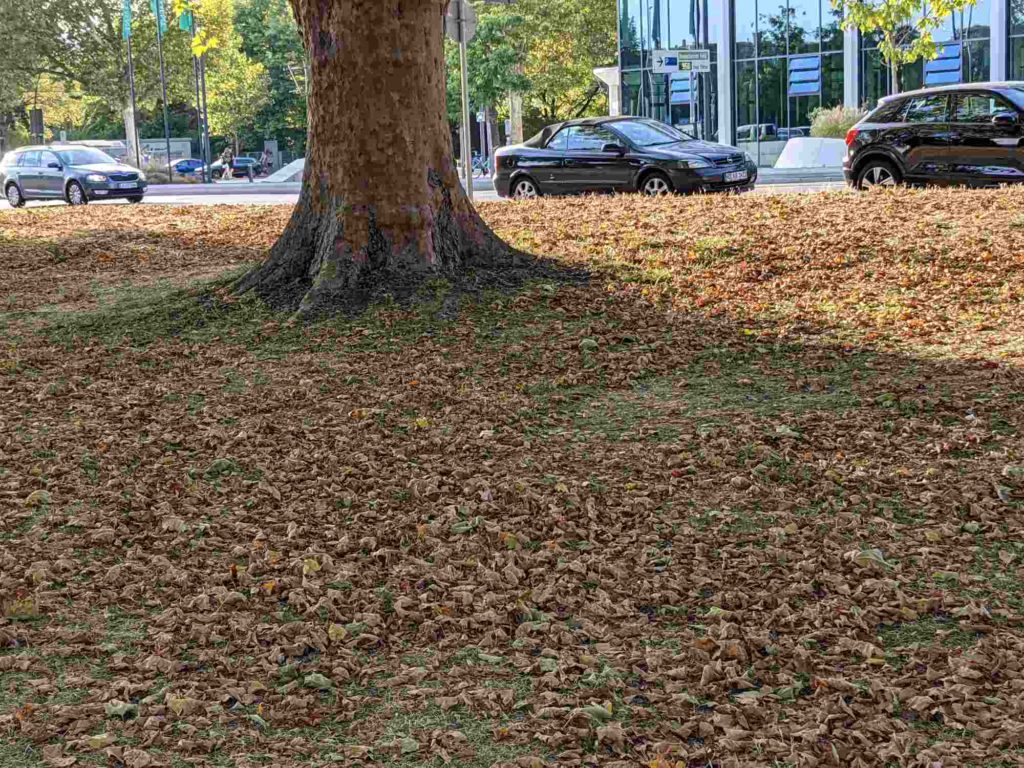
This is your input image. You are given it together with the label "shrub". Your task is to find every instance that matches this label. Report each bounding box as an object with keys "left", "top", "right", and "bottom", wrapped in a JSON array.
[{"left": 809, "top": 105, "right": 867, "bottom": 139}]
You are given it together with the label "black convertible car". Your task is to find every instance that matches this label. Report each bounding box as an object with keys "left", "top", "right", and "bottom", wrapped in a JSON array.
[{"left": 493, "top": 116, "right": 757, "bottom": 199}]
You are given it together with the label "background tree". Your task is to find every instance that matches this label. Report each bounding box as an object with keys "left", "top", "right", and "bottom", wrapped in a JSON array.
[
  {"left": 514, "top": 0, "right": 617, "bottom": 133},
  {"left": 445, "top": 10, "right": 530, "bottom": 157},
  {"left": 206, "top": 45, "right": 271, "bottom": 153},
  {"left": 235, "top": 0, "right": 512, "bottom": 317},
  {"left": 0, "top": 0, "right": 196, "bottom": 145},
  {"left": 833, "top": 0, "right": 978, "bottom": 92},
  {"left": 234, "top": 0, "right": 308, "bottom": 152}
]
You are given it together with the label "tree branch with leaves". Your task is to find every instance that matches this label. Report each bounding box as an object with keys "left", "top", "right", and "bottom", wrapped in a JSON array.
[{"left": 832, "top": 0, "right": 978, "bottom": 93}]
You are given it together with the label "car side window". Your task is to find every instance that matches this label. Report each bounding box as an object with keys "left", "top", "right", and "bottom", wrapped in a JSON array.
[
  {"left": 546, "top": 129, "right": 570, "bottom": 152},
  {"left": 40, "top": 151, "right": 60, "bottom": 168},
  {"left": 954, "top": 93, "right": 1015, "bottom": 122},
  {"left": 19, "top": 151, "right": 41, "bottom": 167},
  {"left": 869, "top": 98, "right": 908, "bottom": 123},
  {"left": 567, "top": 126, "right": 617, "bottom": 152},
  {"left": 902, "top": 95, "right": 949, "bottom": 124}
]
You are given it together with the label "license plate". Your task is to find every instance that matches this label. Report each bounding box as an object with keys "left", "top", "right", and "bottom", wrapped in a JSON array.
[
  {"left": 116, "top": 182, "right": 136, "bottom": 189},
  {"left": 725, "top": 170, "right": 748, "bottom": 183}
]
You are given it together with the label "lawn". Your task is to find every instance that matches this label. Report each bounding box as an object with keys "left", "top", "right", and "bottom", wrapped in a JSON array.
[{"left": 1, "top": 188, "right": 1023, "bottom": 768}]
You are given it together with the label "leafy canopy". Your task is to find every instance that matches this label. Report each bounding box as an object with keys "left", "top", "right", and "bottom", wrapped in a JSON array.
[{"left": 833, "top": 0, "right": 979, "bottom": 83}]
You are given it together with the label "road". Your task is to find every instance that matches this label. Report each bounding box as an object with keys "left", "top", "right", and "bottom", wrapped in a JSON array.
[{"left": 0, "top": 176, "right": 848, "bottom": 210}]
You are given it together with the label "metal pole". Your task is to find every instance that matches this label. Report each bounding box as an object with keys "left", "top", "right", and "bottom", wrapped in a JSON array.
[
  {"left": 155, "top": 10, "right": 174, "bottom": 181},
  {"left": 191, "top": 25, "right": 204, "bottom": 176},
  {"left": 200, "top": 53, "right": 212, "bottom": 183},
  {"left": 126, "top": 35, "right": 143, "bottom": 166},
  {"left": 458, "top": 4, "right": 473, "bottom": 202}
]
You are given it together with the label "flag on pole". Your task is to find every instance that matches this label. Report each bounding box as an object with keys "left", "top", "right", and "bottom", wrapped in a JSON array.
[
  {"left": 150, "top": 0, "right": 167, "bottom": 34},
  {"left": 122, "top": 0, "right": 132, "bottom": 40}
]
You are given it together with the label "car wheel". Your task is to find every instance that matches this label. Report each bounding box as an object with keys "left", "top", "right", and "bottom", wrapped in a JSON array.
[
  {"left": 128, "top": 196, "right": 144, "bottom": 204},
  {"left": 641, "top": 172, "right": 673, "bottom": 196},
  {"left": 5, "top": 183, "right": 25, "bottom": 208},
  {"left": 66, "top": 181, "right": 88, "bottom": 205},
  {"left": 856, "top": 159, "right": 901, "bottom": 190},
  {"left": 512, "top": 178, "right": 540, "bottom": 199}
]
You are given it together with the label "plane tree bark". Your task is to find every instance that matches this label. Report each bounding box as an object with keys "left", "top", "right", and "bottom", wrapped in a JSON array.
[{"left": 235, "top": 0, "right": 514, "bottom": 315}]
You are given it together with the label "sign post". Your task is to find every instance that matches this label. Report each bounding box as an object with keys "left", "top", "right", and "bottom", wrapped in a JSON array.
[{"left": 445, "top": 0, "right": 477, "bottom": 202}]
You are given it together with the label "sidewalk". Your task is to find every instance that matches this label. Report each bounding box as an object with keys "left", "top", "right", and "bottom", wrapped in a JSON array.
[
  {"left": 758, "top": 167, "right": 845, "bottom": 184},
  {"left": 146, "top": 168, "right": 845, "bottom": 198},
  {"left": 148, "top": 177, "right": 495, "bottom": 196}
]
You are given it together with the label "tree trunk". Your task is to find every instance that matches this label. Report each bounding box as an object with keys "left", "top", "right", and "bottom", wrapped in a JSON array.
[{"left": 235, "top": 0, "right": 512, "bottom": 316}]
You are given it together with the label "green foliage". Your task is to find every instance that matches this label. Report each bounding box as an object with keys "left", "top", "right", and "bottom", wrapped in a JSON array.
[
  {"left": 446, "top": 11, "right": 530, "bottom": 122},
  {"left": 447, "top": 0, "right": 616, "bottom": 132},
  {"left": 832, "top": 0, "right": 979, "bottom": 91},
  {"left": 809, "top": 104, "right": 867, "bottom": 138},
  {"left": 206, "top": 44, "right": 270, "bottom": 148},
  {"left": 234, "top": 0, "right": 307, "bottom": 149}
]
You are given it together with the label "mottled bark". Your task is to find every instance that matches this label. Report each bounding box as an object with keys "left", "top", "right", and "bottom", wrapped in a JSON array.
[{"left": 235, "top": 0, "right": 513, "bottom": 315}]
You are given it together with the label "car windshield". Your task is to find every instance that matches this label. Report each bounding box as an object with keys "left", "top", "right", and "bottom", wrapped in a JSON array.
[
  {"left": 613, "top": 119, "right": 691, "bottom": 147},
  {"left": 54, "top": 148, "right": 116, "bottom": 166},
  {"left": 1004, "top": 86, "right": 1024, "bottom": 111}
]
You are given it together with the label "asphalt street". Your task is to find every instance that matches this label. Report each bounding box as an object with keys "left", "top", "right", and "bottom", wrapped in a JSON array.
[{"left": 0, "top": 177, "right": 847, "bottom": 210}]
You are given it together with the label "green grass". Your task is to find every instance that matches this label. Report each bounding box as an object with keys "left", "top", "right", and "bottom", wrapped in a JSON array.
[
  {"left": 879, "top": 617, "right": 980, "bottom": 651},
  {"left": 526, "top": 346, "right": 868, "bottom": 443}
]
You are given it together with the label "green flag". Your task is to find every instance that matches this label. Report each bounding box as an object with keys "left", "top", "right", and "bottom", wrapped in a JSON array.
[
  {"left": 122, "top": 0, "right": 132, "bottom": 40},
  {"left": 179, "top": 9, "right": 193, "bottom": 32},
  {"left": 150, "top": 0, "right": 167, "bottom": 34}
]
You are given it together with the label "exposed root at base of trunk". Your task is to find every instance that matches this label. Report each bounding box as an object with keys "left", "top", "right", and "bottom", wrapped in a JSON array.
[{"left": 233, "top": 181, "right": 585, "bottom": 318}]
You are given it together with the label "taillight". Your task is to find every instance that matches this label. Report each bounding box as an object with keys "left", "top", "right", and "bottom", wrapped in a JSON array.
[{"left": 845, "top": 128, "right": 860, "bottom": 147}]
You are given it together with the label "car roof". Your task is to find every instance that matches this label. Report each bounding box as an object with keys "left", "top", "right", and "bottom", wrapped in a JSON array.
[
  {"left": 8, "top": 144, "right": 87, "bottom": 152},
  {"left": 880, "top": 80, "right": 1024, "bottom": 103}
]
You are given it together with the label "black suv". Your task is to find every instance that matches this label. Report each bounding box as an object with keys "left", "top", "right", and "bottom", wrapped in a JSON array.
[
  {"left": 1, "top": 145, "right": 147, "bottom": 207},
  {"left": 845, "top": 82, "right": 1024, "bottom": 188}
]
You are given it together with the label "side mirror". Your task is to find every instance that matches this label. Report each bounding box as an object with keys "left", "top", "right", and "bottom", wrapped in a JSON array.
[
  {"left": 601, "top": 143, "right": 626, "bottom": 155},
  {"left": 47, "top": 162, "right": 62, "bottom": 170},
  {"left": 993, "top": 111, "right": 1019, "bottom": 126}
]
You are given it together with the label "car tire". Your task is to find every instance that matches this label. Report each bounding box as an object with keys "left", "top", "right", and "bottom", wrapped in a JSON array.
[
  {"left": 855, "top": 159, "right": 902, "bottom": 190},
  {"left": 5, "top": 183, "right": 26, "bottom": 208},
  {"left": 640, "top": 172, "right": 673, "bottom": 196},
  {"left": 511, "top": 177, "right": 540, "bottom": 199},
  {"left": 66, "top": 181, "right": 88, "bottom": 206},
  {"left": 128, "top": 196, "right": 144, "bottom": 204}
]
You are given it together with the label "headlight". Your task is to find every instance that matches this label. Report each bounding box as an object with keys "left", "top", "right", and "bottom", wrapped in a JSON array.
[
  {"left": 137, "top": 172, "right": 147, "bottom": 182},
  {"left": 744, "top": 152, "right": 754, "bottom": 165},
  {"left": 675, "top": 158, "right": 712, "bottom": 170},
  {"left": 86, "top": 173, "right": 108, "bottom": 183}
]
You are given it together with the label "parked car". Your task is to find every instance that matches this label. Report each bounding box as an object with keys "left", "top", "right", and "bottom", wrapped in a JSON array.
[
  {"left": 1, "top": 145, "right": 147, "bottom": 207},
  {"left": 736, "top": 123, "right": 779, "bottom": 142},
  {"left": 172, "top": 158, "right": 207, "bottom": 176},
  {"left": 845, "top": 81, "right": 1024, "bottom": 189},
  {"left": 230, "top": 157, "right": 263, "bottom": 178},
  {"left": 493, "top": 116, "right": 757, "bottom": 199}
]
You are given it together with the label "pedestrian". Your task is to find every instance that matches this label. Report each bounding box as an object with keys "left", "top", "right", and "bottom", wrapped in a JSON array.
[{"left": 260, "top": 148, "right": 273, "bottom": 174}]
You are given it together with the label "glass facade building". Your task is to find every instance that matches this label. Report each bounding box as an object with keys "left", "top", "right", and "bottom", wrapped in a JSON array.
[{"left": 616, "top": 0, "right": 1017, "bottom": 167}]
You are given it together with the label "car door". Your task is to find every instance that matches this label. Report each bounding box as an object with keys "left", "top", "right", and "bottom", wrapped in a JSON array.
[
  {"left": 562, "top": 125, "right": 634, "bottom": 193},
  {"left": 948, "top": 91, "right": 1024, "bottom": 184},
  {"left": 520, "top": 126, "right": 570, "bottom": 192},
  {"left": 898, "top": 94, "right": 952, "bottom": 181},
  {"left": 37, "top": 151, "right": 65, "bottom": 197},
  {"left": 16, "top": 151, "right": 42, "bottom": 195}
]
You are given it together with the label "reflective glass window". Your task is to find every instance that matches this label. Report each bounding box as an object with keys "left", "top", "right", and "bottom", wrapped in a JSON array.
[
  {"left": 735, "top": 0, "right": 756, "bottom": 58},
  {"left": 788, "top": 0, "right": 820, "bottom": 54}
]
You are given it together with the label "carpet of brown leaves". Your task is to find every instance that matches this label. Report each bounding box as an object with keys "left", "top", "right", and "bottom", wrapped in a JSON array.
[{"left": 1, "top": 189, "right": 1023, "bottom": 768}]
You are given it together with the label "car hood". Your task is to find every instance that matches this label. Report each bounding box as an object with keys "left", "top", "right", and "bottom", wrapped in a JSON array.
[
  {"left": 73, "top": 163, "right": 139, "bottom": 174},
  {"left": 643, "top": 140, "right": 743, "bottom": 159}
]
